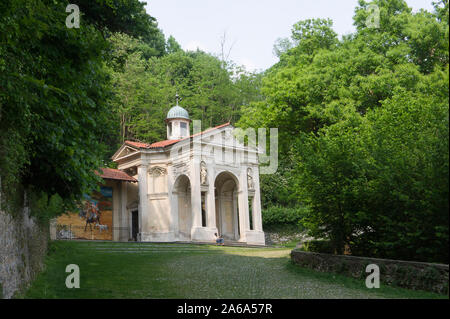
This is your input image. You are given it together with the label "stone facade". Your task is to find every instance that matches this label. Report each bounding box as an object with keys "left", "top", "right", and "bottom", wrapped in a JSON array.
[
  {"left": 110, "top": 106, "right": 265, "bottom": 245},
  {"left": 0, "top": 195, "right": 49, "bottom": 299}
]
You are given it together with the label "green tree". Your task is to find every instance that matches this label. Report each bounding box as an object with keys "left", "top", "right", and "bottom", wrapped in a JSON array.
[
  {"left": 238, "top": 0, "right": 449, "bottom": 262},
  {"left": 106, "top": 37, "right": 263, "bottom": 147},
  {"left": 0, "top": 0, "right": 165, "bottom": 214},
  {"left": 76, "top": 0, "right": 166, "bottom": 57},
  {"left": 166, "top": 35, "right": 182, "bottom": 54}
]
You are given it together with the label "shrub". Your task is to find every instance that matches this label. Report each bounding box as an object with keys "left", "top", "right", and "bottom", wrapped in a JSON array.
[
  {"left": 29, "top": 191, "right": 64, "bottom": 225},
  {"left": 303, "top": 240, "right": 335, "bottom": 254},
  {"left": 262, "top": 205, "right": 309, "bottom": 227}
]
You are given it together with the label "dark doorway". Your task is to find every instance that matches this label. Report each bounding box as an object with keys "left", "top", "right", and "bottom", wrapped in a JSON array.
[
  {"left": 131, "top": 210, "right": 139, "bottom": 241},
  {"left": 214, "top": 172, "right": 240, "bottom": 240}
]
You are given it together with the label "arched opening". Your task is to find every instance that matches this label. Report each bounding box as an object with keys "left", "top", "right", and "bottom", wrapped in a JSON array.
[
  {"left": 214, "top": 172, "right": 240, "bottom": 241},
  {"left": 174, "top": 175, "right": 192, "bottom": 240}
]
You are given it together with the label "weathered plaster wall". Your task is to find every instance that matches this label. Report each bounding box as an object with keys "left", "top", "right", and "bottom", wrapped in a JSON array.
[{"left": 0, "top": 203, "right": 48, "bottom": 299}]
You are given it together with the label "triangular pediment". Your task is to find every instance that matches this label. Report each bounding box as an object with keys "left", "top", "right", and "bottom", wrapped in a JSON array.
[
  {"left": 111, "top": 144, "right": 140, "bottom": 161},
  {"left": 194, "top": 125, "right": 260, "bottom": 153}
]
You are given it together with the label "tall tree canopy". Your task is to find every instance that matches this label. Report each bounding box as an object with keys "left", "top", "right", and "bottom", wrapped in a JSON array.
[
  {"left": 73, "top": 0, "right": 166, "bottom": 57},
  {"left": 106, "top": 32, "right": 262, "bottom": 150},
  {"left": 0, "top": 0, "right": 165, "bottom": 212},
  {"left": 238, "top": 0, "right": 449, "bottom": 262},
  {"left": 1, "top": 0, "right": 447, "bottom": 264}
]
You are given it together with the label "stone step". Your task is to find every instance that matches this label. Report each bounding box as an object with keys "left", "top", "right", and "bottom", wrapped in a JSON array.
[{"left": 58, "top": 239, "right": 273, "bottom": 249}]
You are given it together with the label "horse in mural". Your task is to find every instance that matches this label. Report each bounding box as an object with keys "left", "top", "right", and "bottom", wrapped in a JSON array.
[{"left": 82, "top": 201, "right": 101, "bottom": 231}]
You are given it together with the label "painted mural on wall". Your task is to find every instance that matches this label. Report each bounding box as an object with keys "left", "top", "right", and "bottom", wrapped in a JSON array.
[{"left": 56, "top": 186, "right": 113, "bottom": 240}]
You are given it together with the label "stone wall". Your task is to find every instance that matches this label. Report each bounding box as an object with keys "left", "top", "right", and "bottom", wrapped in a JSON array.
[
  {"left": 264, "top": 231, "right": 304, "bottom": 246},
  {"left": 291, "top": 249, "right": 449, "bottom": 295},
  {"left": 263, "top": 225, "right": 312, "bottom": 246},
  {"left": 0, "top": 202, "right": 49, "bottom": 299}
]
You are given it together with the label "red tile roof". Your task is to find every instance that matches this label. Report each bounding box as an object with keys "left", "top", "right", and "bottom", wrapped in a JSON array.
[
  {"left": 124, "top": 139, "right": 179, "bottom": 149},
  {"left": 124, "top": 140, "right": 153, "bottom": 149},
  {"left": 97, "top": 168, "right": 137, "bottom": 182},
  {"left": 148, "top": 139, "right": 181, "bottom": 148},
  {"left": 124, "top": 122, "right": 231, "bottom": 150}
]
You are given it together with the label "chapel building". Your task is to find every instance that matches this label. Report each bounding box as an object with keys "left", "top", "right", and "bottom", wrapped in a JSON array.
[{"left": 108, "top": 99, "right": 265, "bottom": 245}]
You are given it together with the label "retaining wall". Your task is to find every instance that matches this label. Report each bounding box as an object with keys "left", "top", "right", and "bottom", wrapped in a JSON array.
[
  {"left": 291, "top": 249, "right": 449, "bottom": 294},
  {"left": 0, "top": 202, "right": 48, "bottom": 298}
]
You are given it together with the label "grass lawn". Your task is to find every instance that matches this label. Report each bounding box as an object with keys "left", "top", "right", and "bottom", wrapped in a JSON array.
[{"left": 20, "top": 240, "right": 446, "bottom": 299}]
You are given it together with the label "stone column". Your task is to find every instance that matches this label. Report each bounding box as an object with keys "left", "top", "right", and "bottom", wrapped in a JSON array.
[
  {"left": 220, "top": 192, "right": 226, "bottom": 234},
  {"left": 120, "top": 181, "right": 128, "bottom": 241},
  {"left": 233, "top": 191, "right": 239, "bottom": 240},
  {"left": 137, "top": 164, "right": 148, "bottom": 240},
  {"left": 171, "top": 190, "right": 180, "bottom": 239},
  {"left": 168, "top": 166, "right": 179, "bottom": 239},
  {"left": 253, "top": 167, "right": 263, "bottom": 232},
  {"left": 206, "top": 165, "right": 216, "bottom": 228},
  {"left": 112, "top": 182, "right": 120, "bottom": 241},
  {"left": 49, "top": 218, "right": 57, "bottom": 240},
  {"left": 244, "top": 165, "right": 265, "bottom": 245},
  {"left": 190, "top": 161, "right": 202, "bottom": 230},
  {"left": 237, "top": 167, "right": 249, "bottom": 242}
]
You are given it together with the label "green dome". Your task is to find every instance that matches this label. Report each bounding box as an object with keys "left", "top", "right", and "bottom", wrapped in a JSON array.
[{"left": 166, "top": 105, "right": 189, "bottom": 120}]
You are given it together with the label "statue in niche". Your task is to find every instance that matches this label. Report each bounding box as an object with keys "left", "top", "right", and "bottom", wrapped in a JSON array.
[
  {"left": 247, "top": 167, "right": 254, "bottom": 190},
  {"left": 200, "top": 161, "right": 208, "bottom": 185}
]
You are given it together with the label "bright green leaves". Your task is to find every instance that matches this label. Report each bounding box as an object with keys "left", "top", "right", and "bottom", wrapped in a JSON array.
[
  {"left": 106, "top": 33, "right": 262, "bottom": 146},
  {"left": 238, "top": 0, "right": 449, "bottom": 262},
  {"left": 0, "top": 0, "right": 165, "bottom": 215},
  {"left": 291, "top": 19, "right": 338, "bottom": 56}
]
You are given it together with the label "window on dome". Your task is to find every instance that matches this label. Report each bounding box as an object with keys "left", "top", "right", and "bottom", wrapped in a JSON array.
[
  {"left": 168, "top": 122, "right": 173, "bottom": 136},
  {"left": 180, "top": 122, "right": 188, "bottom": 136}
]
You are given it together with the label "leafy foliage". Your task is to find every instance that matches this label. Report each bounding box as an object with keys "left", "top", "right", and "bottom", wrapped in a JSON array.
[
  {"left": 106, "top": 33, "right": 263, "bottom": 150},
  {"left": 1, "top": 0, "right": 447, "bottom": 265},
  {"left": 262, "top": 205, "right": 308, "bottom": 227},
  {"left": 302, "top": 240, "right": 335, "bottom": 254},
  {"left": 29, "top": 191, "right": 64, "bottom": 225},
  {"left": 239, "top": 0, "right": 449, "bottom": 262},
  {"left": 76, "top": 0, "right": 166, "bottom": 57},
  {"left": 0, "top": 0, "right": 164, "bottom": 215}
]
